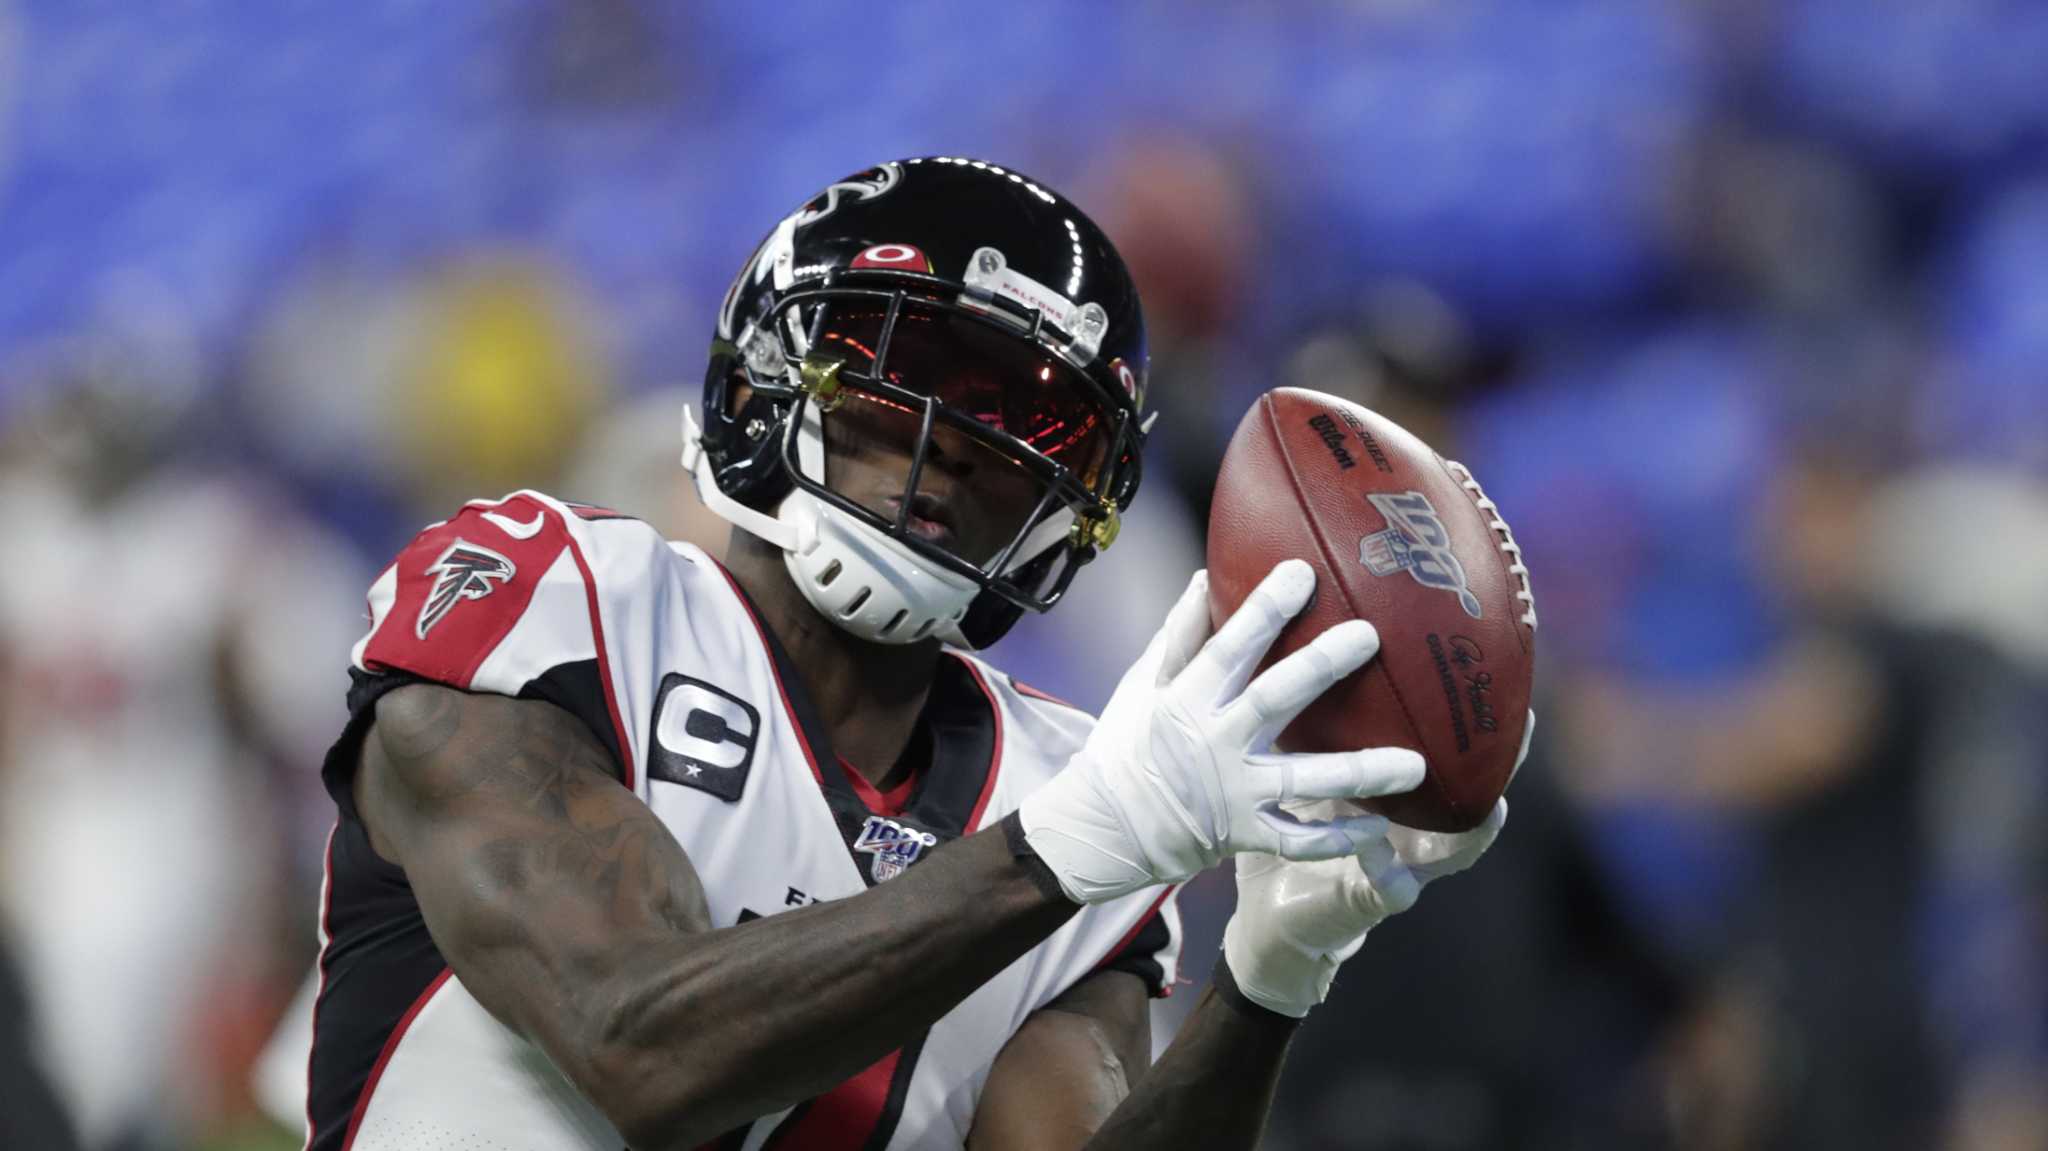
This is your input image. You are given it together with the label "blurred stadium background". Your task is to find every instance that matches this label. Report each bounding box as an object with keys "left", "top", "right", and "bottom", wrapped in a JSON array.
[{"left": 1, "top": 2, "right": 2045, "bottom": 1149}]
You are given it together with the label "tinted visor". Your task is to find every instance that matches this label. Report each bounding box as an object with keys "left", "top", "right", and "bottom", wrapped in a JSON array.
[
  {"left": 819, "top": 389, "right": 1064, "bottom": 569},
  {"left": 811, "top": 299, "right": 1117, "bottom": 490}
]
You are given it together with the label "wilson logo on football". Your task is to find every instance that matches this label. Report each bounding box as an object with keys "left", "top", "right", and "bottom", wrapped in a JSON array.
[
  {"left": 1359, "top": 491, "right": 1483, "bottom": 619},
  {"left": 416, "top": 539, "right": 516, "bottom": 638}
]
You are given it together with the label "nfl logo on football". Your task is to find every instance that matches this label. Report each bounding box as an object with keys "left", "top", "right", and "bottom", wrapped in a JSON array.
[
  {"left": 1359, "top": 491, "right": 1484, "bottom": 620},
  {"left": 852, "top": 815, "right": 940, "bottom": 883}
]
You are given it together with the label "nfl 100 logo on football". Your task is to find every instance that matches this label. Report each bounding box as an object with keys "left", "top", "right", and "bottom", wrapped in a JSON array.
[
  {"left": 1360, "top": 491, "right": 1483, "bottom": 619},
  {"left": 852, "top": 815, "right": 939, "bottom": 883}
]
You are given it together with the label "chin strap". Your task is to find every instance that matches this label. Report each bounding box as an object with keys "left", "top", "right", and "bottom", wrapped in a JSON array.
[
  {"left": 1000, "top": 506, "right": 1076, "bottom": 577},
  {"left": 683, "top": 402, "right": 978, "bottom": 645},
  {"left": 794, "top": 387, "right": 828, "bottom": 483},
  {"left": 681, "top": 405, "right": 799, "bottom": 551}
]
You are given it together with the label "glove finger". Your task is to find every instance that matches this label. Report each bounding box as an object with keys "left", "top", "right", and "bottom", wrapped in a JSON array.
[
  {"left": 1406, "top": 798, "right": 1508, "bottom": 884},
  {"left": 1178, "top": 558, "right": 1316, "bottom": 707},
  {"left": 1151, "top": 569, "right": 1214, "bottom": 688},
  {"left": 1352, "top": 829, "right": 1399, "bottom": 904},
  {"left": 1223, "top": 618, "right": 1380, "bottom": 748},
  {"left": 1282, "top": 857, "right": 1387, "bottom": 955},
  {"left": 1258, "top": 807, "right": 1389, "bottom": 862},
  {"left": 1353, "top": 843, "right": 1420, "bottom": 916},
  {"left": 1254, "top": 747, "right": 1426, "bottom": 804},
  {"left": 1508, "top": 709, "right": 1536, "bottom": 783},
  {"left": 1098, "top": 572, "right": 1209, "bottom": 725}
]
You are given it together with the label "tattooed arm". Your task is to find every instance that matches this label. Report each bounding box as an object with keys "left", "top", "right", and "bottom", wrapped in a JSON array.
[{"left": 353, "top": 683, "right": 1078, "bottom": 1150}]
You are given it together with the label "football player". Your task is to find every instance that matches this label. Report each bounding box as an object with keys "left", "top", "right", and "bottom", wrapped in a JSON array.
[{"left": 305, "top": 157, "right": 1510, "bottom": 1150}]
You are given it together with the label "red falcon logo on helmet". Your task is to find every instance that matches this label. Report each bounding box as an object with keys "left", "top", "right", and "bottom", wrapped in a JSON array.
[{"left": 416, "top": 539, "right": 517, "bottom": 639}]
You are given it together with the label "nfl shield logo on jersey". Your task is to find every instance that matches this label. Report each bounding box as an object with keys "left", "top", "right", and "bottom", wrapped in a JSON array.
[{"left": 852, "top": 816, "right": 939, "bottom": 883}]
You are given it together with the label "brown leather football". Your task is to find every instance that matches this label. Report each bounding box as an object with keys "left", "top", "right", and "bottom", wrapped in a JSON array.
[{"left": 1206, "top": 387, "right": 1537, "bottom": 831}]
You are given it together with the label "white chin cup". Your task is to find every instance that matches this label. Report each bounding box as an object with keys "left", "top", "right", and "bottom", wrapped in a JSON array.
[{"left": 777, "top": 488, "right": 979, "bottom": 645}]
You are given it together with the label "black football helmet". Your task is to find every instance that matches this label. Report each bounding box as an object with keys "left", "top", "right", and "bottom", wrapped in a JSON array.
[{"left": 683, "top": 157, "right": 1149, "bottom": 648}]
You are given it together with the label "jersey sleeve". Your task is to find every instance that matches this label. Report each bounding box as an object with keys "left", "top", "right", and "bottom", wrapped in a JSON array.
[{"left": 321, "top": 492, "right": 670, "bottom": 806}]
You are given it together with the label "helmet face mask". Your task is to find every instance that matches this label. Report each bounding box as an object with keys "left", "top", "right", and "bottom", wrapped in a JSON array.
[{"left": 691, "top": 157, "right": 1149, "bottom": 649}]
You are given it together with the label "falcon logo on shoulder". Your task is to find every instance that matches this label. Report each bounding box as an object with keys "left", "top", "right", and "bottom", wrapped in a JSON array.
[{"left": 416, "top": 539, "right": 516, "bottom": 639}]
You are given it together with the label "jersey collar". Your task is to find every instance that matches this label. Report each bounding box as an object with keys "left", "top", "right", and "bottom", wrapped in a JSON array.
[{"left": 714, "top": 561, "right": 1005, "bottom": 886}]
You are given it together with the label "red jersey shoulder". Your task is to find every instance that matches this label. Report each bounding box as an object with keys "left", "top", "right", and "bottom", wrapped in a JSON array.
[{"left": 360, "top": 494, "right": 605, "bottom": 688}]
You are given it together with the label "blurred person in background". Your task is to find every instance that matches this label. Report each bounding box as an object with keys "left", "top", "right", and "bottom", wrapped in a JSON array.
[
  {"left": 1080, "top": 137, "right": 1259, "bottom": 530},
  {"left": 239, "top": 253, "right": 613, "bottom": 556},
  {"left": 1470, "top": 311, "right": 2048, "bottom": 1151},
  {"left": 0, "top": 620, "right": 82, "bottom": 1151},
  {"left": 559, "top": 386, "right": 730, "bottom": 553},
  {"left": 1679, "top": 335, "right": 2048, "bottom": 1151},
  {"left": 388, "top": 260, "right": 610, "bottom": 523},
  {"left": 0, "top": 341, "right": 369, "bottom": 1150}
]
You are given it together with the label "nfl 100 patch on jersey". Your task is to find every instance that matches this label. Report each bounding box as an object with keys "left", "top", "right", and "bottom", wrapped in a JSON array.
[{"left": 852, "top": 815, "right": 939, "bottom": 882}]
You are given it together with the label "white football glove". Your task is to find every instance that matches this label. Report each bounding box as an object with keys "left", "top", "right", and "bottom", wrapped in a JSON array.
[
  {"left": 1018, "top": 560, "right": 1429, "bottom": 905},
  {"left": 1220, "top": 711, "right": 1533, "bottom": 1018}
]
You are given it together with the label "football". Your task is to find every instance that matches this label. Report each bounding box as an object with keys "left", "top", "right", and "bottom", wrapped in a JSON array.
[{"left": 1206, "top": 387, "right": 1536, "bottom": 832}]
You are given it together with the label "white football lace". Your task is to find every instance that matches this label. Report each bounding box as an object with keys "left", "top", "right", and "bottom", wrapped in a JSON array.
[{"left": 1443, "top": 459, "right": 1538, "bottom": 630}]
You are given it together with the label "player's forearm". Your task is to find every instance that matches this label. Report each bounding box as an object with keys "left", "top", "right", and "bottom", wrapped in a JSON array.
[
  {"left": 595, "top": 818, "right": 1077, "bottom": 1148},
  {"left": 363, "top": 687, "right": 1082, "bottom": 1151},
  {"left": 1083, "top": 965, "right": 1298, "bottom": 1151}
]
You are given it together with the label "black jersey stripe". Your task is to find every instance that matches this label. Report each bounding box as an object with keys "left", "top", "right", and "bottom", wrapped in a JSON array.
[
  {"left": 519, "top": 658, "right": 626, "bottom": 776},
  {"left": 756, "top": 1030, "right": 930, "bottom": 1151},
  {"left": 706, "top": 559, "right": 837, "bottom": 781},
  {"left": 306, "top": 814, "right": 451, "bottom": 1151},
  {"left": 297, "top": 824, "right": 337, "bottom": 1151},
  {"left": 858, "top": 1030, "right": 930, "bottom": 1151},
  {"left": 1096, "top": 888, "right": 1176, "bottom": 998},
  {"left": 338, "top": 967, "right": 453, "bottom": 1148},
  {"left": 558, "top": 523, "right": 639, "bottom": 791}
]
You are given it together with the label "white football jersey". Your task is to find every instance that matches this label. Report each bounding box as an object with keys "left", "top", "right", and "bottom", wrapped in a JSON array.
[{"left": 306, "top": 491, "right": 1181, "bottom": 1151}]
